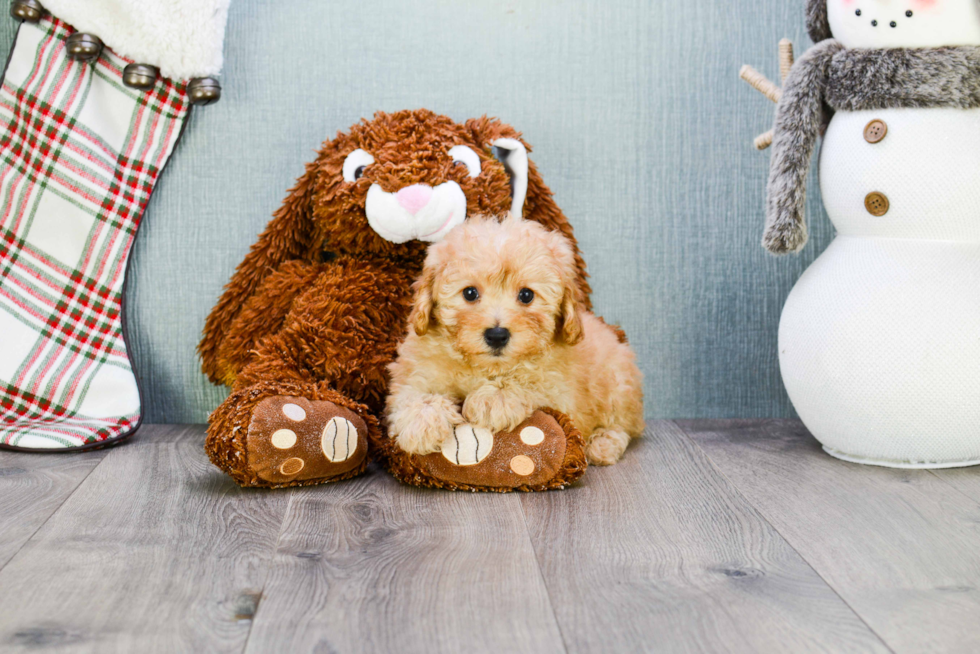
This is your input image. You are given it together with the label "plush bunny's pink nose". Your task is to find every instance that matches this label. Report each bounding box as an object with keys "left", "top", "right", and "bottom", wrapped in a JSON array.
[{"left": 395, "top": 184, "right": 433, "bottom": 215}]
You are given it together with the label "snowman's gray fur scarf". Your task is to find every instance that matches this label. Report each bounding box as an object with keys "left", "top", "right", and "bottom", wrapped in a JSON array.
[
  {"left": 805, "top": 0, "right": 831, "bottom": 43},
  {"left": 764, "top": 40, "right": 980, "bottom": 253}
]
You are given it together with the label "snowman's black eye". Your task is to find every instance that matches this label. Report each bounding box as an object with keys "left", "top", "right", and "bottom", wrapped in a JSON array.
[
  {"left": 463, "top": 287, "right": 479, "bottom": 302},
  {"left": 872, "top": 19, "right": 878, "bottom": 26},
  {"left": 518, "top": 288, "right": 534, "bottom": 305},
  {"left": 890, "top": 20, "right": 897, "bottom": 27},
  {"left": 856, "top": 9, "right": 862, "bottom": 16},
  {"left": 906, "top": 10, "right": 913, "bottom": 17}
]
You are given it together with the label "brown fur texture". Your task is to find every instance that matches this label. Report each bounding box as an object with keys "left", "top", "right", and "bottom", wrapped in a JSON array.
[
  {"left": 200, "top": 109, "right": 591, "bottom": 488},
  {"left": 373, "top": 408, "right": 587, "bottom": 492},
  {"left": 386, "top": 215, "right": 644, "bottom": 467}
]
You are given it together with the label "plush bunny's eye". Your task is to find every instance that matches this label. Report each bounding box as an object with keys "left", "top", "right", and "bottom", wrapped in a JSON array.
[
  {"left": 448, "top": 145, "right": 481, "bottom": 178},
  {"left": 343, "top": 149, "right": 375, "bottom": 183}
]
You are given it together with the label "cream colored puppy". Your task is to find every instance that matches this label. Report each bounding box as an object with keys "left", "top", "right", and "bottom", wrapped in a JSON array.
[{"left": 386, "top": 214, "right": 644, "bottom": 465}]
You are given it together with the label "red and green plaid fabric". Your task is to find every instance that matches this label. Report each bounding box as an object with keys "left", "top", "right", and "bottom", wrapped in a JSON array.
[{"left": 0, "top": 16, "right": 189, "bottom": 449}]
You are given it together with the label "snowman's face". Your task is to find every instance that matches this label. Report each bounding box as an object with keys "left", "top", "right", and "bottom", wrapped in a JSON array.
[{"left": 828, "top": 0, "right": 980, "bottom": 47}]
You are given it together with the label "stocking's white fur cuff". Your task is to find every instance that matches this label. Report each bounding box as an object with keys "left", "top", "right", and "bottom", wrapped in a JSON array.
[{"left": 41, "top": 0, "right": 231, "bottom": 80}]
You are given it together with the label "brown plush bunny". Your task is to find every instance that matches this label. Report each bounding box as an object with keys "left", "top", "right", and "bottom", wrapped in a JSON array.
[{"left": 200, "top": 109, "right": 589, "bottom": 490}]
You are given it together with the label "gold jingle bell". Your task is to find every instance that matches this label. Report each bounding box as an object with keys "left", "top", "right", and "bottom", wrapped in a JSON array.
[
  {"left": 123, "top": 64, "right": 159, "bottom": 90},
  {"left": 10, "top": 0, "right": 44, "bottom": 23},
  {"left": 65, "top": 33, "right": 103, "bottom": 62},
  {"left": 187, "top": 77, "right": 221, "bottom": 106}
]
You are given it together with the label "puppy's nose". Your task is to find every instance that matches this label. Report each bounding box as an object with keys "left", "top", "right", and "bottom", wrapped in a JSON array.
[{"left": 483, "top": 327, "right": 511, "bottom": 350}]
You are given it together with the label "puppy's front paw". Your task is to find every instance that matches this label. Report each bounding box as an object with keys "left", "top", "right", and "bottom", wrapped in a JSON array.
[
  {"left": 586, "top": 429, "right": 631, "bottom": 466},
  {"left": 389, "top": 394, "right": 463, "bottom": 455},
  {"left": 462, "top": 387, "right": 532, "bottom": 434}
]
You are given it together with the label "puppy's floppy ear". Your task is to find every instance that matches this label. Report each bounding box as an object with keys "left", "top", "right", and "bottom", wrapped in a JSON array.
[
  {"left": 410, "top": 267, "right": 437, "bottom": 337},
  {"left": 545, "top": 224, "right": 585, "bottom": 346},
  {"left": 557, "top": 290, "right": 584, "bottom": 346}
]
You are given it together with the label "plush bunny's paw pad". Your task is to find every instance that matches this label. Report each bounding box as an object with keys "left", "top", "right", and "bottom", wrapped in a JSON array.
[
  {"left": 413, "top": 411, "right": 579, "bottom": 490},
  {"left": 246, "top": 396, "right": 368, "bottom": 485},
  {"left": 441, "top": 424, "right": 494, "bottom": 466}
]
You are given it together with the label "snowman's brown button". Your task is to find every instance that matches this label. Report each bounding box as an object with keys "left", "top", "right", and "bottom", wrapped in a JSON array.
[
  {"left": 864, "top": 119, "right": 887, "bottom": 144},
  {"left": 865, "top": 192, "right": 890, "bottom": 217}
]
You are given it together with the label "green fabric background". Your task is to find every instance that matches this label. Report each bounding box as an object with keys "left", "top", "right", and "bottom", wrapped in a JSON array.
[{"left": 0, "top": 0, "right": 833, "bottom": 422}]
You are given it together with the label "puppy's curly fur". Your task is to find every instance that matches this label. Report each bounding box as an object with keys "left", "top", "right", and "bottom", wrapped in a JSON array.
[{"left": 386, "top": 215, "right": 644, "bottom": 466}]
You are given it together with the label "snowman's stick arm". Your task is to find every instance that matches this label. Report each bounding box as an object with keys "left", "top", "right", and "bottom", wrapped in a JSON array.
[
  {"left": 741, "top": 38, "right": 794, "bottom": 151},
  {"left": 779, "top": 38, "right": 794, "bottom": 82},
  {"left": 740, "top": 65, "right": 782, "bottom": 104},
  {"left": 739, "top": 66, "right": 778, "bottom": 150},
  {"left": 754, "top": 131, "right": 774, "bottom": 150},
  {"left": 764, "top": 39, "right": 844, "bottom": 255}
]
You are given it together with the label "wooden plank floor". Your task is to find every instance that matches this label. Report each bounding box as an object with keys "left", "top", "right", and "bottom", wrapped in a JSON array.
[
  {"left": 680, "top": 420, "right": 980, "bottom": 654},
  {"left": 0, "top": 421, "right": 976, "bottom": 653}
]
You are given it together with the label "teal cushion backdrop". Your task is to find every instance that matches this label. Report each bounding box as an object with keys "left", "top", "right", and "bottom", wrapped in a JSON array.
[{"left": 0, "top": 0, "right": 832, "bottom": 422}]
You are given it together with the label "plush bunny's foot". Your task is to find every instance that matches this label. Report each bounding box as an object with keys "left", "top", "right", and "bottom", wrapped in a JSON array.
[
  {"left": 376, "top": 409, "right": 587, "bottom": 492},
  {"left": 206, "top": 383, "right": 375, "bottom": 488},
  {"left": 245, "top": 396, "right": 368, "bottom": 485}
]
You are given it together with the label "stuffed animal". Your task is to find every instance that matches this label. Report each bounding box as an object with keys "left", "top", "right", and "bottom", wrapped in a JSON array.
[
  {"left": 748, "top": 0, "right": 980, "bottom": 467},
  {"left": 200, "top": 109, "right": 591, "bottom": 488}
]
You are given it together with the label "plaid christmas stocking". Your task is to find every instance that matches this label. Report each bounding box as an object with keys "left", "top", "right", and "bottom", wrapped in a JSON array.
[{"left": 0, "top": 16, "right": 190, "bottom": 450}]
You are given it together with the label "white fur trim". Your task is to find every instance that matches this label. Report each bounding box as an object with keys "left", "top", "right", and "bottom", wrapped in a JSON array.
[
  {"left": 491, "top": 138, "right": 528, "bottom": 218},
  {"left": 41, "top": 0, "right": 231, "bottom": 80},
  {"left": 365, "top": 181, "right": 467, "bottom": 244}
]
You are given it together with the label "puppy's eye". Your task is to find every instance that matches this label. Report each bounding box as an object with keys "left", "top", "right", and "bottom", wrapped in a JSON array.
[
  {"left": 448, "top": 145, "right": 481, "bottom": 178},
  {"left": 463, "top": 286, "right": 480, "bottom": 302},
  {"left": 518, "top": 288, "right": 534, "bottom": 305},
  {"left": 342, "top": 149, "right": 375, "bottom": 183}
]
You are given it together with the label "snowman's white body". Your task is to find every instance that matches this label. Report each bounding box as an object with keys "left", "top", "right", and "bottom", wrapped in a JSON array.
[
  {"left": 781, "top": 108, "right": 980, "bottom": 467},
  {"left": 778, "top": 2, "right": 980, "bottom": 467}
]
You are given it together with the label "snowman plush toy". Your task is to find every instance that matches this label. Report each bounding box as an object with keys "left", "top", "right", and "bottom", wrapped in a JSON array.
[{"left": 765, "top": 0, "right": 980, "bottom": 467}]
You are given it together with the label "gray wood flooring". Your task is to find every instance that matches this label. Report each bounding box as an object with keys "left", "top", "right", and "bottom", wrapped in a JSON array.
[{"left": 0, "top": 421, "right": 977, "bottom": 653}]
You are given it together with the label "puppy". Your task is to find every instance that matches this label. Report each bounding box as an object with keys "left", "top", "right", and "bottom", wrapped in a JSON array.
[{"left": 386, "top": 214, "right": 644, "bottom": 466}]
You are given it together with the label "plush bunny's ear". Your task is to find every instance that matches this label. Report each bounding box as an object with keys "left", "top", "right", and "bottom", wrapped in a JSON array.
[
  {"left": 491, "top": 138, "right": 529, "bottom": 218},
  {"left": 199, "top": 158, "right": 319, "bottom": 385}
]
